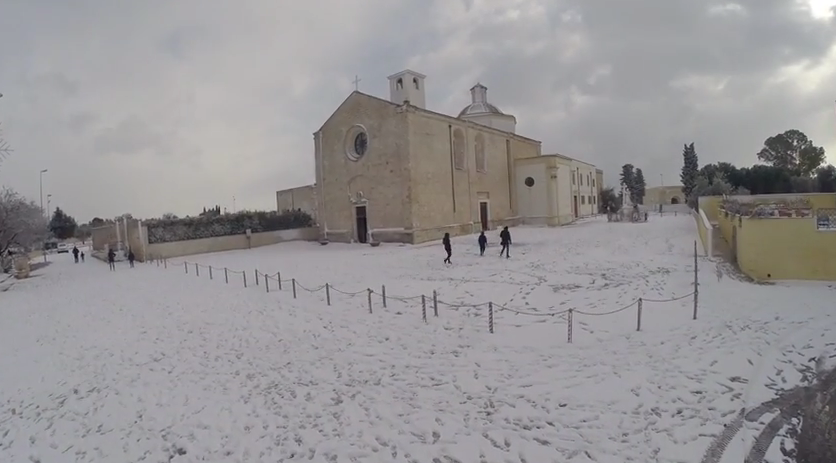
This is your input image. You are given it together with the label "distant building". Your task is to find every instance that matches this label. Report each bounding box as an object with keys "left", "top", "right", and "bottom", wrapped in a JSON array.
[
  {"left": 276, "top": 69, "right": 602, "bottom": 244},
  {"left": 645, "top": 185, "right": 685, "bottom": 207}
]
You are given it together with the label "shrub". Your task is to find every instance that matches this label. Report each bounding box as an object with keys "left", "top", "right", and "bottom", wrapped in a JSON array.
[{"left": 146, "top": 210, "right": 314, "bottom": 244}]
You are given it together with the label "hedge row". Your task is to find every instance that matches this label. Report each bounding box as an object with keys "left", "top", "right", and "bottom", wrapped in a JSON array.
[{"left": 146, "top": 210, "right": 314, "bottom": 244}]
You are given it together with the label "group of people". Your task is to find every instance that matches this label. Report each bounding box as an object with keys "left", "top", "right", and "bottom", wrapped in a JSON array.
[
  {"left": 442, "top": 226, "right": 512, "bottom": 265},
  {"left": 71, "top": 246, "right": 85, "bottom": 263},
  {"left": 71, "top": 245, "right": 136, "bottom": 270},
  {"left": 105, "top": 248, "right": 136, "bottom": 271}
]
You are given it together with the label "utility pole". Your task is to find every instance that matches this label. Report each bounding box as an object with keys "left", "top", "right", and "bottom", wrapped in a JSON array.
[{"left": 39, "top": 169, "right": 48, "bottom": 216}]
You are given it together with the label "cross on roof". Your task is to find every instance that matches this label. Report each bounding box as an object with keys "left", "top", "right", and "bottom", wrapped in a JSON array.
[{"left": 352, "top": 75, "right": 361, "bottom": 91}]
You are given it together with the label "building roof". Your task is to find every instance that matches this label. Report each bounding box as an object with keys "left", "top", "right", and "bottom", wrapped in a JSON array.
[
  {"left": 457, "top": 83, "right": 508, "bottom": 118},
  {"left": 317, "top": 91, "right": 542, "bottom": 145}
]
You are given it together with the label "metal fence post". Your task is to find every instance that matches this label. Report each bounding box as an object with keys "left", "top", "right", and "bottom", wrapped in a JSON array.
[
  {"left": 277, "top": 272, "right": 282, "bottom": 290},
  {"left": 265, "top": 274, "right": 270, "bottom": 293},
  {"left": 325, "top": 283, "right": 331, "bottom": 305},
  {"left": 292, "top": 279, "right": 297, "bottom": 298},
  {"left": 243, "top": 272, "right": 247, "bottom": 288},
  {"left": 255, "top": 269, "right": 259, "bottom": 286},
  {"left": 224, "top": 267, "right": 228, "bottom": 284},
  {"left": 432, "top": 290, "right": 438, "bottom": 317},
  {"left": 637, "top": 298, "right": 643, "bottom": 331},
  {"left": 421, "top": 295, "right": 427, "bottom": 323},
  {"left": 488, "top": 302, "right": 494, "bottom": 334},
  {"left": 381, "top": 285, "right": 387, "bottom": 308},
  {"left": 195, "top": 263, "right": 199, "bottom": 277},
  {"left": 367, "top": 289, "right": 373, "bottom": 314},
  {"left": 209, "top": 266, "right": 213, "bottom": 280},
  {"left": 693, "top": 240, "right": 699, "bottom": 320},
  {"left": 184, "top": 262, "right": 188, "bottom": 274},
  {"left": 567, "top": 308, "right": 574, "bottom": 343}
]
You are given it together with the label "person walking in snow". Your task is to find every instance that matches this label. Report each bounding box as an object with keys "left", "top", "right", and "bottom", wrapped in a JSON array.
[
  {"left": 107, "top": 248, "right": 116, "bottom": 271},
  {"left": 80, "top": 250, "right": 85, "bottom": 263},
  {"left": 442, "top": 233, "right": 452, "bottom": 265},
  {"left": 478, "top": 231, "right": 487, "bottom": 256},
  {"left": 72, "top": 246, "right": 79, "bottom": 263},
  {"left": 499, "top": 226, "right": 511, "bottom": 259},
  {"left": 128, "top": 249, "right": 135, "bottom": 268}
]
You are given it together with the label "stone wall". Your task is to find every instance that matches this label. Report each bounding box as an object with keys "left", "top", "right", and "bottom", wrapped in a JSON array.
[{"left": 146, "top": 227, "right": 319, "bottom": 260}]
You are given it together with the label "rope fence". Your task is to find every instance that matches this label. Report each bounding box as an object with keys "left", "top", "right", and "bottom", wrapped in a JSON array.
[{"left": 145, "top": 240, "right": 702, "bottom": 343}]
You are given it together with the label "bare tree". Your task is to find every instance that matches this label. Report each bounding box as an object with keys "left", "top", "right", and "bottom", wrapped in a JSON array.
[{"left": 0, "top": 187, "right": 49, "bottom": 270}]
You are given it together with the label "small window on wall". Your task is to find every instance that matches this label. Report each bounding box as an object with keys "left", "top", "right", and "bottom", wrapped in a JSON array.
[{"left": 581, "top": 196, "right": 586, "bottom": 204}]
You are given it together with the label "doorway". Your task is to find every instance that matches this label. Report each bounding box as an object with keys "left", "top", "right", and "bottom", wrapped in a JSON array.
[
  {"left": 355, "top": 205, "right": 368, "bottom": 244},
  {"left": 573, "top": 195, "right": 579, "bottom": 218},
  {"left": 671, "top": 197, "right": 680, "bottom": 204},
  {"left": 479, "top": 201, "right": 490, "bottom": 231}
]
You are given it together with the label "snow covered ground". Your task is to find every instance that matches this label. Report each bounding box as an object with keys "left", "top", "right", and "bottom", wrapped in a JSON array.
[{"left": 1, "top": 215, "right": 834, "bottom": 463}]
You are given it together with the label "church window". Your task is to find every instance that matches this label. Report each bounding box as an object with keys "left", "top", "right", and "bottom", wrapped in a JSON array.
[
  {"left": 453, "top": 128, "right": 466, "bottom": 170},
  {"left": 581, "top": 196, "right": 585, "bottom": 204},
  {"left": 413, "top": 77, "right": 419, "bottom": 90},
  {"left": 524, "top": 177, "right": 535, "bottom": 187},
  {"left": 474, "top": 133, "right": 486, "bottom": 173},
  {"left": 396, "top": 78, "right": 403, "bottom": 90},
  {"left": 344, "top": 124, "right": 369, "bottom": 161}
]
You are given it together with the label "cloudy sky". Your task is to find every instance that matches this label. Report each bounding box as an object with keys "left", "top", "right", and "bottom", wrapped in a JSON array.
[{"left": 1, "top": 0, "right": 835, "bottom": 222}]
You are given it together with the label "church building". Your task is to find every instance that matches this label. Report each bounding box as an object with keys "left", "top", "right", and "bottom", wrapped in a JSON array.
[{"left": 276, "top": 69, "right": 603, "bottom": 244}]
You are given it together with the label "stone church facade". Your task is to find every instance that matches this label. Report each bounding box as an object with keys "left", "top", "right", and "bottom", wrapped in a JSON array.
[{"left": 277, "top": 69, "right": 602, "bottom": 244}]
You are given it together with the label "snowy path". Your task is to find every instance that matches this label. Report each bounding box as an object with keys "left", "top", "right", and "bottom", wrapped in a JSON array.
[{"left": 1, "top": 216, "right": 835, "bottom": 462}]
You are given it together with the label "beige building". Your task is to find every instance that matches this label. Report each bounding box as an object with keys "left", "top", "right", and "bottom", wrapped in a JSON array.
[
  {"left": 645, "top": 185, "right": 685, "bottom": 207},
  {"left": 276, "top": 185, "right": 317, "bottom": 219},
  {"left": 278, "top": 69, "right": 602, "bottom": 244}
]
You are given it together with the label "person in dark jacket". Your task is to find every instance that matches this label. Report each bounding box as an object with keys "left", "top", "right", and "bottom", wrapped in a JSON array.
[
  {"left": 128, "top": 249, "right": 135, "bottom": 268},
  {"left": 107, "top": 248, "right": 116, "bottom": 271},
  {"left": 499, "top": 226, "right": 511, "bottom": 258},
  {"left": 442, "top": 233, "right": 452, "bottom": 264},
  {"left": 478, "top": 231, "right": 487, "bottom": 256},
  {"left": 80, "top": 250, "right": 85, "bottom": 263},
  {"left": 72, "top": 246, "right": 79, "bottom": 263}
]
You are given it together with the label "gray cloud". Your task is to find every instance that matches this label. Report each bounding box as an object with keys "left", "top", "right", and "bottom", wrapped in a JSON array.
[{"left": 0, "top": 0, "right": 834, "bottom": 221}]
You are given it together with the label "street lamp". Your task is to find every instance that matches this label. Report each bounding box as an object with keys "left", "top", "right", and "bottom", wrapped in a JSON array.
[{"left": 39, "top": 169, "right": 48, "bottom": 216}]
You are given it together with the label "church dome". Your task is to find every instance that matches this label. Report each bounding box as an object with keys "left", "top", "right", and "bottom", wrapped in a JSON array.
[{"left": 457, "top": 83, "right": 505, "bottom": 117}]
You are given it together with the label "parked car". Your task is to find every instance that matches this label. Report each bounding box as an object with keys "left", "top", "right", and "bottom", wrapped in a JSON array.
[{"left": 57, "top": 243, "right": 71, "bottom": 254}]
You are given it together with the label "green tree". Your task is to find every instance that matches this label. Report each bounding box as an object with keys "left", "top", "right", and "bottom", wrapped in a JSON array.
[
  {"left": 816, "top": 165, "right": 836, "bottom": 193},
  {"left": 49, "top": 207, "right": 78, "bottom": 240},
  {"left": 756, "top": 129, "right": 826, "bottom": 176},
  {"left": 619, "top": 164, "right": 635, "bottom": 192},
  {"left": 680, "top": 142, "right": 699, "bottom": 200},
  {"left": 633, "top": 168, "right": 646, "bottom": 204},
  {"left": 599, "top": 187, "right": 619, "bottom": 213}
]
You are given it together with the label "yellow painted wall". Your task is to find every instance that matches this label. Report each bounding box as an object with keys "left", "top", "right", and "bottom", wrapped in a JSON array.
[
  {"left": 735, "top": 217, "right": 836, "bottom": 281},
  {"left": 715, "top": 208, "right": 735, "bottom": 245},
  {"left": 699, "top": 196, "right": 723, "bottom": 223},
  {"left": 692, "top": 209, "right": 710, "bottom": 255}
]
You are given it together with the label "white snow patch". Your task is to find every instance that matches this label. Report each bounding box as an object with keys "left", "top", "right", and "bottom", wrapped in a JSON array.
[{"left": 1, "top": 216, "right": 834, "bottom": 462}]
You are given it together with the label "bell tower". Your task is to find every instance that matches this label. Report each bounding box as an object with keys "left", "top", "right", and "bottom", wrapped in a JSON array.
[{"left": 387, "top": 70, "right": 426, "bottom": 109}]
